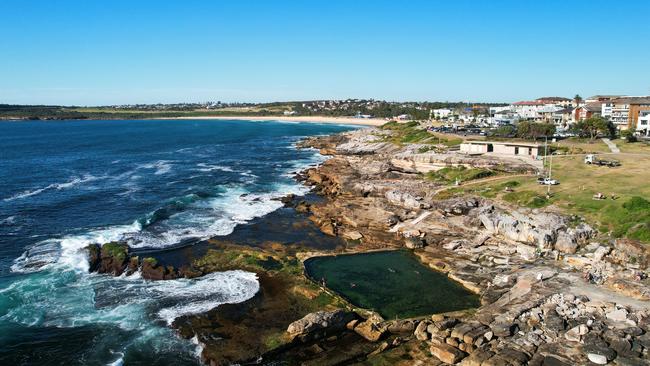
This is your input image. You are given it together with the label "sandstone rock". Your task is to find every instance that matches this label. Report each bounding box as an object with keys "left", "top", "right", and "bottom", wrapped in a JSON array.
[
  {"left": 555, "top": 231, "right": 578, "bottom": 254},
  {"left": 430, "top": 342, "right": 466, "bottom": 364},
  {"left": 414, "top": 320, "right": 429, "bottom": 341},
  {"left": 346, "top": 319, "right": 359, "bottom": 330},
  {"left": 287, "top": 310, "right": 354, "bottom": 340},
  {"left": 490, "top": 321, "right": 516, "bottom": 337},
  {"left": 343, "top": 230, "right": 363, "bottom": 240},
  {"left": 405, "top": 236, "right": 425, "bottom": 249},
  {"left": 443, "top": 240, "right": 463, "bottom": 251},
  {"left": 516, "top": 244, "right": 537, "bottom": 261},
  {"left": 564, "top": 324, "right": 587, "bottom": 342},
  {"left": 593, "top": 246, "right": 611, "bottom": 261},
  {"left": 385, "top": 190, "right": 422, "bottom": 209},
  {"left": 460, "top": 349, "right": 494, "bottom": 366},
  {"left": 354, "top": 320, "right": 386, "bottom": 342},
  {"left": 386, "top": 319, "right": 416, "bottom": 334},
  {"left": 606, "top": 308, "right": 628, "bottom": 322}
]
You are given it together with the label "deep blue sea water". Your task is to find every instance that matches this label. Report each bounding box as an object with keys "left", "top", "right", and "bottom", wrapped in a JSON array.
[{"left": 0, "top": 119, "right": 355, "bottom": 365}]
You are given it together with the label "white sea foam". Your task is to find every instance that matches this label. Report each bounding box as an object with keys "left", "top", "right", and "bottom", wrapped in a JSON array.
[
  {"left": 3, "top": 174, "right": 104, "bottom": 202},
  {"left": 11, "top": 221, "right": 142, "bottom": 273},
  {"left": 156, "top": 271, "right": 259, "bottom": 325},
  {"left": 196, "top": 163, "right": 234, "bottom": 172},
  {"left": 137, "top": 160, "right": 173, "bottom": 175}
]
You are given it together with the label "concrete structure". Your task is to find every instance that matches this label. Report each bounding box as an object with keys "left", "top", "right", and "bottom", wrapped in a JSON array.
[{"left": 460, "top": 140, "right": 541, "bottom": 159}]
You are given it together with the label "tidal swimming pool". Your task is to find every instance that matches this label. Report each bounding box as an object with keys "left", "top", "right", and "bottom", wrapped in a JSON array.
[{"left": 304, "top": 250, "right": 480, "bottom": 319}]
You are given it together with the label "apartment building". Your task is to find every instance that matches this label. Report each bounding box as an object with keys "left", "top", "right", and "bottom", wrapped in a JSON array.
[{"left": 601, "top": 97, "right": 650, "bottom": 130}]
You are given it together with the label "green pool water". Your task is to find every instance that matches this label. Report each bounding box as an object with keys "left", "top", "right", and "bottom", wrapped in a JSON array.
[{"left": 304, "top": 250, "right": 480, "bottom": 319}]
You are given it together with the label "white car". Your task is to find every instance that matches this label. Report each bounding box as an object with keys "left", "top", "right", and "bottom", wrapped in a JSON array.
[{"left": 537, "top": 177, "right": 558, "bottom": 185}]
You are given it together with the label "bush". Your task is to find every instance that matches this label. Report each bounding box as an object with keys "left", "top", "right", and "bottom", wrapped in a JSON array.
[{"left": 623, "top": 196, "right": 650, "bottom": 211}]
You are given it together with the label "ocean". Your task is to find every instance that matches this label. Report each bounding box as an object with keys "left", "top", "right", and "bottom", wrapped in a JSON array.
[{"left": 0, "top": 119, "right": 355, "bottom": 365}]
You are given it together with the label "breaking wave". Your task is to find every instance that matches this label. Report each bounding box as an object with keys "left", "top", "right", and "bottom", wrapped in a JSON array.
[{"left": 3, "top": 174, "right": 104, "bottom": 202}]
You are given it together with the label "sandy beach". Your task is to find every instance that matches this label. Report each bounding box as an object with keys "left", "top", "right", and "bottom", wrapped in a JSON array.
[{"left": 169, "top": 115, "right": 386, "bottom": 126}]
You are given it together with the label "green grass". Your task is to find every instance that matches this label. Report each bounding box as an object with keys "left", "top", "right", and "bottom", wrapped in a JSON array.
[
  {"left": 502, "top": 190, "right": 550, "bottom": 208},
  {"left": 425, "top": 166, "right": 495, "bottom": 184},
  {"left": 439, "top": 154, "right": 650, "bottom": 244},
  {"left": 102, "top": 242, "right": 128, "bottom": 262}
]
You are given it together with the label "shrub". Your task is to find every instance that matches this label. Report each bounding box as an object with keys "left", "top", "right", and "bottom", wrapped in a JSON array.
[{"left": 623, "top": 196, "right": 650, "bottom": 211}]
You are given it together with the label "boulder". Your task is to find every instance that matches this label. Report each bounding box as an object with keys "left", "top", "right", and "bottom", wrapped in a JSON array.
[
  {"left": 342, "top": 230, "right": 363, "bottom": 241},
  {"left": 287, "top": 310, "right": 355, "bottom": 341},
  {"left": 430, "top": 341, "right": 466, "bottom": 364},
  {"left": 555, "top": 231, "right": 578, "bottom": 254},
  {"left": 414, "top": 321, "right": 429, "bottom": 341},
  {"left": 354, "top": 320, "right": 386, "bottom": 342},
  {"left": 606, "top": 308, "right": 628, "bottom": 322},
  {"left": 86, "top": 244, "right": 101, "bottom": 272},
  {"left": 386, "top": 319, "right": 416, "bottom": 334},
  {"left": 586, "top": 353, "right": 608, "bottom": 365},
  {"left": 98, "top": 242, "right": 129, "bottom": 275},
  {"left": 593, "top": 246, "right": 611, "bottom": 262}
]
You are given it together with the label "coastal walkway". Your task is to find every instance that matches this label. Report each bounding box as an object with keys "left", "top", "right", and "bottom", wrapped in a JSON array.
[{"left": 602, "top": 138, "right": 620, "bottom": 153}]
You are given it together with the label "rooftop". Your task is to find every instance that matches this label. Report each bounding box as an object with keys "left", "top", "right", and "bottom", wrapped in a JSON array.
[{"left": 463, "top": 140, "right": 542, "bottom": 148}]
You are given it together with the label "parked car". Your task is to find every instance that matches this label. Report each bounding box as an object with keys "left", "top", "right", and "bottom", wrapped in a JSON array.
[{"left": 537, "top": 177, "right": 558, "bottom": 185}]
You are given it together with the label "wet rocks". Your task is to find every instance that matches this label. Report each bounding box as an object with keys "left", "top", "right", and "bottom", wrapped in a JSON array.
[{"left": 86, "top": 242, "right": 129, "bottom": 275}]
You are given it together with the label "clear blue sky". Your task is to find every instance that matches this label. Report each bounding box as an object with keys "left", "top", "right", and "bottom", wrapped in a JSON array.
[{"left": 1, "top": 0, "right": 649, "bottom": 105}]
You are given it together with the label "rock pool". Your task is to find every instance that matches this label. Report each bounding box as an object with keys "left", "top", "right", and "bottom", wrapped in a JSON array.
[{"left": 304, "top": 250, "right": 480, "bottom": 319}]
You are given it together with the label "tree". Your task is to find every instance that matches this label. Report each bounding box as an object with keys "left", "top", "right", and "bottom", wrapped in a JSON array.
[
  {"left": 516, "top": 121, "right": 556, "bottom": 140},
  {"left": 621, "top": 129, "right": 638, "bottom": 143},
  {"left": 574, "top": 94, "right": 583, "bottom": 106},
  {"left": 571, "top": 116, "right": 614, "bottom": 140},
  {"left": 490, "top": 124, "right": 516, "bottom": 137}
]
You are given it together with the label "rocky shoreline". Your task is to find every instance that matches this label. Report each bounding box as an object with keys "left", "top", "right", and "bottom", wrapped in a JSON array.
[
  {"left": 286, "top": 127, "right": 650, "bottom": 365},
  {"left": 87, "top": 126, "right": 650, "bottom": 365}
]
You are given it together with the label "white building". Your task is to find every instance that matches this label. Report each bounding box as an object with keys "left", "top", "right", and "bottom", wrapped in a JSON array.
[
  {"left": 637, "top": 111, "right": 650, "bottom": 137},
  {"left": 510, "top": 101, "right": 548, "bottom": 120},
  {"left": 432, "top": 108, "right": 452, "bottom": 119},
  {"left": 488, "top": 107, "right": 518, "bottom": 126}
]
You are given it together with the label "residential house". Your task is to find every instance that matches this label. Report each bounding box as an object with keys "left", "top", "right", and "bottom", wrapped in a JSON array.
[
  {"left": 536, "top": 97, "right": 574, "bottom": 108},
  {"left": 573, "top": 103, "right": 602, "bottom": 122}
]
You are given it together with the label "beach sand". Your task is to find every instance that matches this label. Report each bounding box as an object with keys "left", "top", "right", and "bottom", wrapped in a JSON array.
[{"left": 169, "top": 115, "right": 386, "bottom": 126}]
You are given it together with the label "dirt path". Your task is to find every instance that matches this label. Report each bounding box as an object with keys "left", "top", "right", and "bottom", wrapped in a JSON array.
[{"left": 602, "top": 138, "right": 621, "bottom": 153}]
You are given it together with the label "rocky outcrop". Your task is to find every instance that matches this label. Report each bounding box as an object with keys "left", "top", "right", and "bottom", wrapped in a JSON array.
[
  {"left": 85, "top": 243, "right": 202, "bottom": 280},
  {"left": 477, "top": 205, "right": 594, "bottom": 254},
  {"left": 295, "top": 126, "right": 650, "bottom": 365},
  {"left": 286, "top": 310, "right": 356, "bottom": 342}
]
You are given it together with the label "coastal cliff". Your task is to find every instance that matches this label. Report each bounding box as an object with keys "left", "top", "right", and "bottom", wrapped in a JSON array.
[{"left": 287, "top": 127, "right": 650, "bottom": 365}]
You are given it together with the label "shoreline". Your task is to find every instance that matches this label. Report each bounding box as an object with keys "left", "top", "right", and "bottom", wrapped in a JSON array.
[
  {"left": 154, "top": 115, "right": 387, "bottom": 126},
  {"left": 1, "top": 115, "right": 387, "bottom": 126}
]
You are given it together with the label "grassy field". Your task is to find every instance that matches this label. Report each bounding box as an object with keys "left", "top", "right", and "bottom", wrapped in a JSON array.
[
  {"left": 380, "top": 121, "right": 462, "bottom": 146},
  {"left": 440, "top": 151, "right": 650, "bottom": 243}
]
